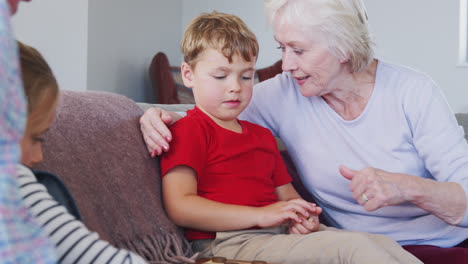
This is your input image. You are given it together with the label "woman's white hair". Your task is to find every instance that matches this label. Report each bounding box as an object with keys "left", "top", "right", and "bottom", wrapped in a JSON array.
[{"left": 265, "top": 0, "right": 374, "bottom": 72}]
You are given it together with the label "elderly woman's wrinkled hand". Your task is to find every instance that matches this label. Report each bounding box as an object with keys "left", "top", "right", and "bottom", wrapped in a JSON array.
[
  {"left": 339, "top": 165, "right": 409, "bottom": 211},
  {"left": 139, "top": 107, "right": 175, "bottom": 157}
]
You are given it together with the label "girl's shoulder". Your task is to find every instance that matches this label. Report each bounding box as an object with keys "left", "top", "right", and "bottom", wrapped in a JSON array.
[{"left": 16, "top": 164, "right": 37, "bottom": 184}]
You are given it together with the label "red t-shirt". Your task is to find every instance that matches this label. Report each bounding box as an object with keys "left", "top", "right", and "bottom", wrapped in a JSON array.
[{"left": 160, "top": 107, "right": 292, "bottom": 240}]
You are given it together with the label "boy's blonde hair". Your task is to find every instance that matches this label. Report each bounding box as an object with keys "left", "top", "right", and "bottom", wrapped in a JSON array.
[
  {"left": 182, "top": 11, "right": 259, "bottom": 67},
  {"left": 18, "top": 41, "right": 59, "bottom": 115}
]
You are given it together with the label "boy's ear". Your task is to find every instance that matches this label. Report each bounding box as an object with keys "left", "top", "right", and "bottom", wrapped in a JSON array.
[{"left": 181, "top": 62, "right": 194, "bottom": 88}]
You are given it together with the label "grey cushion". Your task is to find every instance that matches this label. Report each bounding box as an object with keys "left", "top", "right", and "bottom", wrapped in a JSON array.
[{"left": 456, "top": 113, "right": 468, "bottom": 142}]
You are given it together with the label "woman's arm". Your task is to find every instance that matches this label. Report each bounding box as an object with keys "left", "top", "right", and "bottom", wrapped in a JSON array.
[
  {"left": 406, "top": 79, "right": 468, "bottom": 225},
  {"left": 139, "top": 107, "right": 182, "bottom": 156},
  {"left": 162, "top": 166, "right": 314, "bottom": 231},
  {"left": 16, "top": 165, "right": 148, "bottom": 264},
  {"left": 340, "top": 166, "right": 466, "bottom": 225},
  {"left": 404, "top": 175, "right": 466, "bottom": 225},
  {"left": 340, "top": 78, "right": 468, "bottom": 226}
]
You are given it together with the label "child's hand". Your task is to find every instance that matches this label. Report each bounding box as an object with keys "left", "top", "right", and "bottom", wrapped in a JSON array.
[
  {"left": 288, "top": 204, "right": 322, "bottom": 234},
  {"left": 256, "top": 199, "right": 316, "bottom": 228}
]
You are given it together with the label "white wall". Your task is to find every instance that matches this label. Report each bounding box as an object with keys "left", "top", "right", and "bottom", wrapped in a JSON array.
[
  {"left": 12, "top": 0, "right": 88, "bottom": 92},
  {"left": 87, "top": 0, "right": 182, "bottom": 103},
  {"left": 364, "top": 0, "right": 468, "bottom": 112},
  {"left": 181, "top": 0, "right": 280, "bottom": 68}
]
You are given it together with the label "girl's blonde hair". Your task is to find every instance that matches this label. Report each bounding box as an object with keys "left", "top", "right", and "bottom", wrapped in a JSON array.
[
  {"left": 18, "top": 41, "right": 59, "bottom": 115},
  {"left": 182, "top": 11, "right": 259, "bottom": 67}
]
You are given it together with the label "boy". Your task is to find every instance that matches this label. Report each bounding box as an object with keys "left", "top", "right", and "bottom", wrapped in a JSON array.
[{"left": 160, "top": 11, "right": 421, "bottom": 264}]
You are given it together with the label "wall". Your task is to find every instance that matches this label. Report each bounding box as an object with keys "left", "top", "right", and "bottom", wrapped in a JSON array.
[
  {"left": 11, "top": 0, "right": 468, "bottom": 112},
  {"left": 12, "top": 0, "right": 182, "bottom": 103},
  {"left": 364, "top": 0, "right": 468, "bottom": 112},
  {"left": 87, "top": 0, "right": 182, "bottom": 103},
  {"left": 181, "top": 0, "right": 280, "bottom": 68},
  {"left": 12, "top": 0, "right": 88, "bottom": 92}
]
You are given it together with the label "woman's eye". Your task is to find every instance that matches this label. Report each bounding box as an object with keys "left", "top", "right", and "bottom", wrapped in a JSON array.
[
  {"left": 293, "top": 49, "right": 304, "bottom": 55},
  {"left": 241, "top": 76, "right": 252, "bottom": 81},
  {"left": 214, "top": 76, "right": 226, "bottom": 80},
  {"left": 276, "top": 46, "right": 285, "bottom": 52}
]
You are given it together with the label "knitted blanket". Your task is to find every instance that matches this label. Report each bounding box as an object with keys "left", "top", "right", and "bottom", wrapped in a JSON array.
[{"left": 35, "top": 91, "right": 195, "bottom": 263}]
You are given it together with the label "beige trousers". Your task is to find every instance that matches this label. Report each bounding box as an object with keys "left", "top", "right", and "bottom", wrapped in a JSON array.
[{"left": 192, "top": 225, "right": 422, "bottom": 264}]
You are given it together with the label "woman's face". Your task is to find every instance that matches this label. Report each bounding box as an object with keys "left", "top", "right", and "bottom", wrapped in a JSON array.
[
  {"left": 20, "top": 93, "right": 57, "bottom": 167},
  {"left": 274, "top": 20, "right": 347, "bottom": 97}
]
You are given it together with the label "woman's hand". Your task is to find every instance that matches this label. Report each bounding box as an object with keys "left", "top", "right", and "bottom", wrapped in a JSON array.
[
  {"left": 139, "top": 107, "right": 181, "bottom": 157},
  {"left": 288, "top": 204, "right": 322, "bottom": 235},
  {"left": 340, "top": 165, "right": 467, "bottom": 225},
  {"left": 256, "top": 199, "right": 317, "bottom": 228},
  {"left": 339, "top": 165, "right": 408, "bottom": 211}
]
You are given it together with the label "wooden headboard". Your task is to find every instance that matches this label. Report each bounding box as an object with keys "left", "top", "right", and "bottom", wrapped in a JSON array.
[{"left": 149, "top": 52, "right": 282, "bottom": 104}]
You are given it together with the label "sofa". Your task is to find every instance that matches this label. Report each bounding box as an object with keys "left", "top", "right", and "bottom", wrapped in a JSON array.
[
  {"left": 34, "top": 91, "right": 195, "bottom": 263},
  {"left": 34, "top": 90, "right": 468, "bottom": 263}
]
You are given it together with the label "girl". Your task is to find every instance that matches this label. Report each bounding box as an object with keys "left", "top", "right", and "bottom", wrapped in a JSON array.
[{"left": 16, "top": 41, "right": 148, "bottom": 264}]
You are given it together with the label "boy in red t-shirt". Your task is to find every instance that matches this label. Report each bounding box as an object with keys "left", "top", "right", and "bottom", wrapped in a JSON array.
[{"left": 160, "top": 11, "right": 421, "bottom": 264}]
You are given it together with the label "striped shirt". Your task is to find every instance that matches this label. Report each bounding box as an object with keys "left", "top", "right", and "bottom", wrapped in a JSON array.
[
  {"left": 16, "top": 164, "right": 148, "bottom": 264},
  {"left": 0, "top": 0, "right": 58, "bottom": 262}
]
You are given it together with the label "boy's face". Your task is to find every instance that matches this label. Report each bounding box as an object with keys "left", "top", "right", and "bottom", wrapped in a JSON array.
[{"left": 181, "top": 48, "right": 256, "bottom": 127}]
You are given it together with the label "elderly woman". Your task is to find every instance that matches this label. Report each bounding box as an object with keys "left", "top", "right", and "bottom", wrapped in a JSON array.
[{"left": 140, "top": 0, "right": 468, "bottom": 262}]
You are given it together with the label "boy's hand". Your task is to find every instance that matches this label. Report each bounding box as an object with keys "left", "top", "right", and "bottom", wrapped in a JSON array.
[
  {"left": 288, "top": 205, "right": 322, "bottom": 234},
  {"left": 256, "top": 199, "right": 316, "bottom": 228}
]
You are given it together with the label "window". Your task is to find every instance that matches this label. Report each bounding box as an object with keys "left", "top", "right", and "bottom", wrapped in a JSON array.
[{"left": 459, "top": 0, "right": 468, "bottom": 65}]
